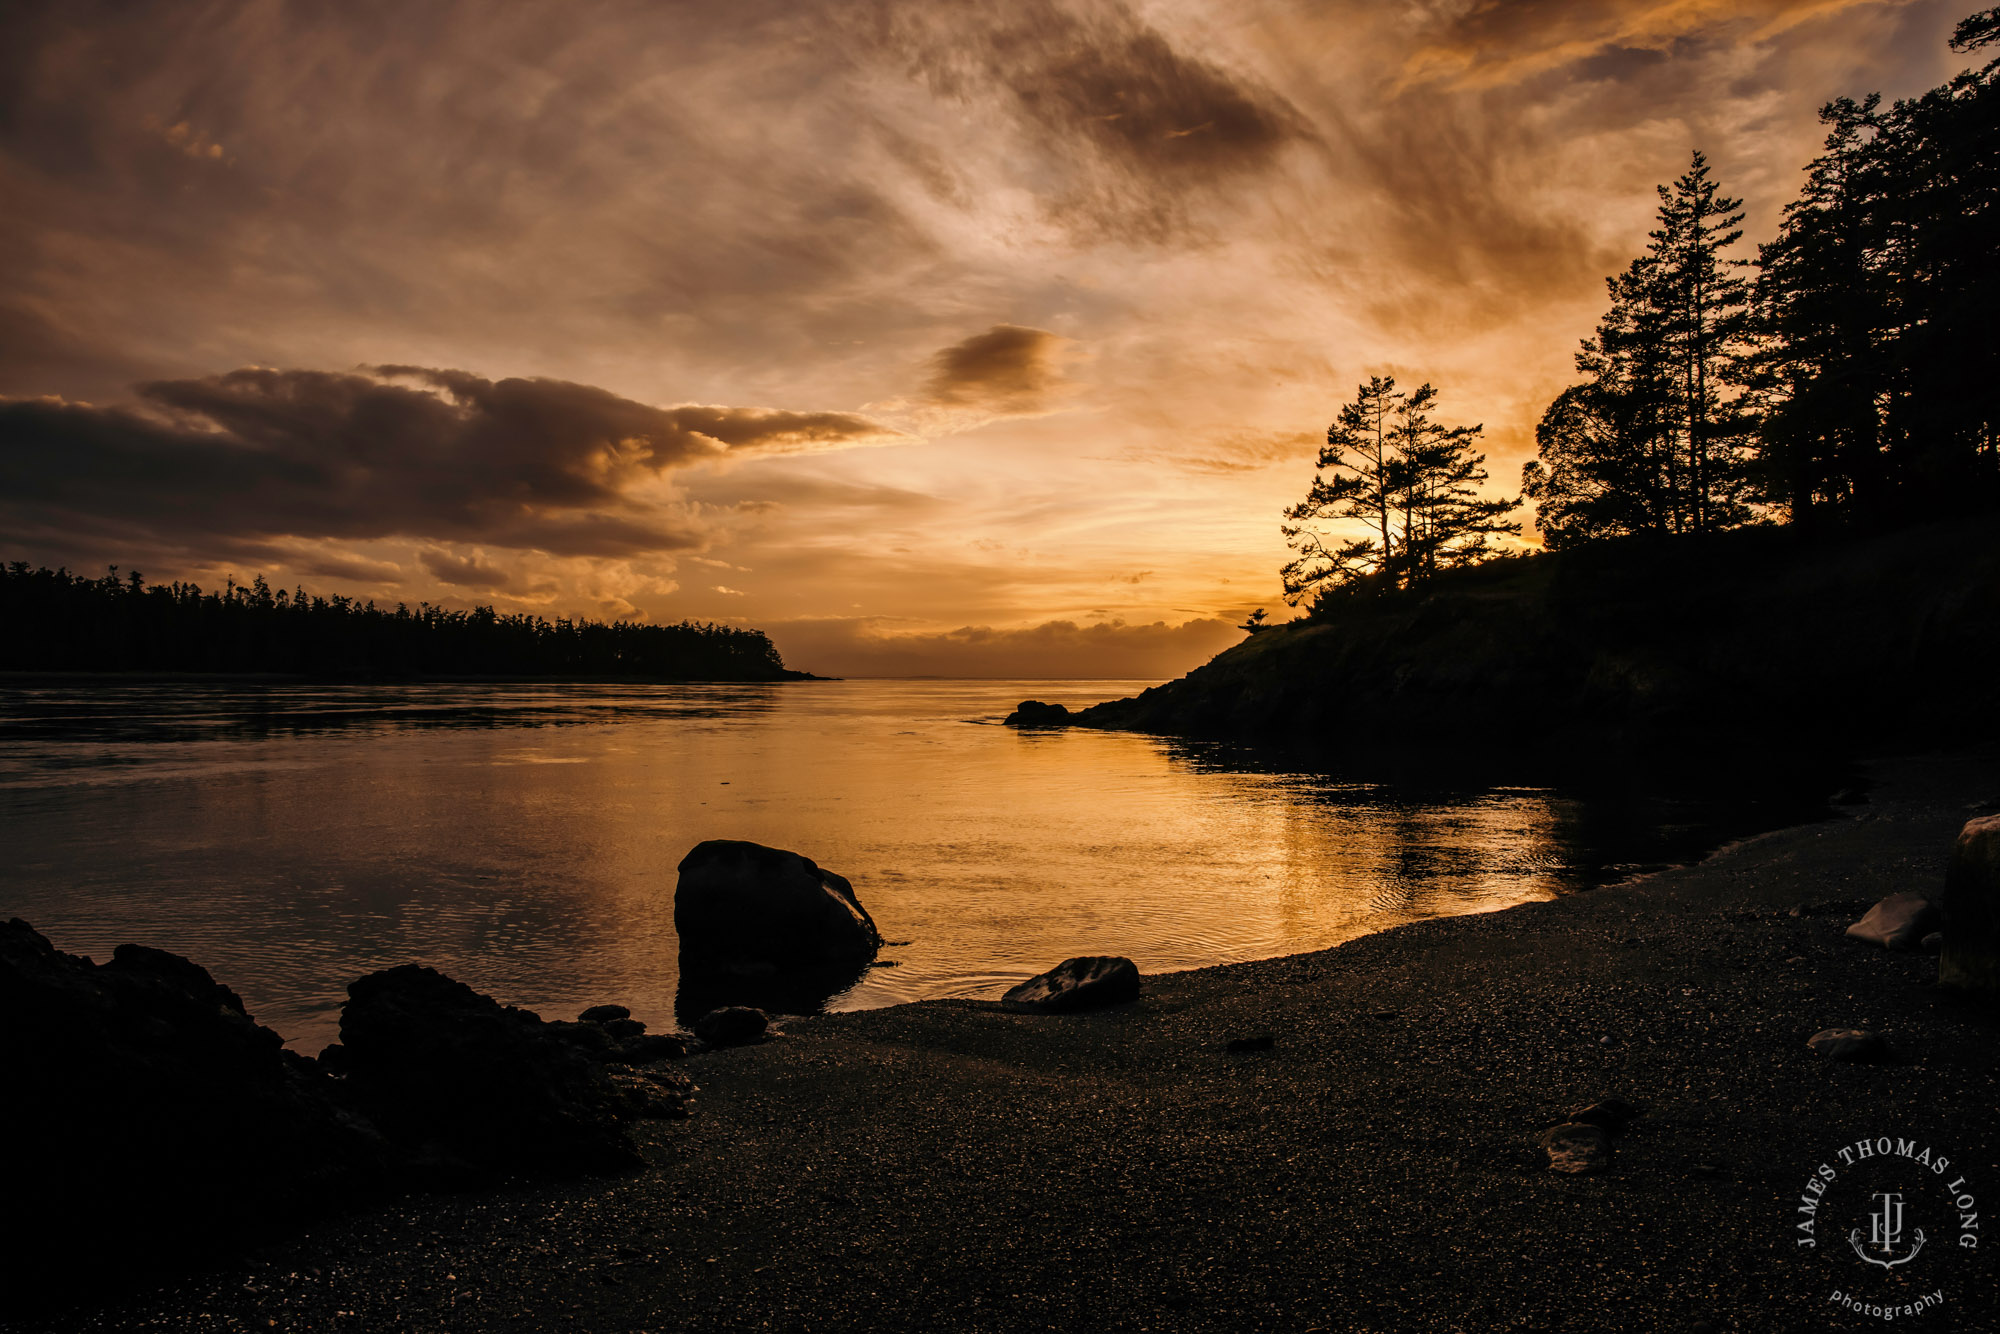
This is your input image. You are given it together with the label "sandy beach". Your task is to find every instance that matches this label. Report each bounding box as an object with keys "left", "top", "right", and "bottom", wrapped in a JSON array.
[{"left": 12, "top": 750, "right": 1998, "bottom": 1334}]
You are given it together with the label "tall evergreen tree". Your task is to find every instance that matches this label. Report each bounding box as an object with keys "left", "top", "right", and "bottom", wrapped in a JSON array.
[
  {"left": 1741, "top": 97, "right": 1899, "bottom": 525},
  {"left": 1524, "top": 151, "right": 1754, "bottom": 543},
  {"left": 1742, "top": 11, "right": 1999, "bottom": 525},
  {"left": 1282, "top": 375, "right": 1404, "bottom": 602},
  {"left": 1283, "top": 377, "right": 1518, "bottom": 606},
  {"left": 1654, "top": 151, "right": 1755, "bottom": 531},
  {"left": 1391, "top": 384, "right": 1522, "bottom": 581}
]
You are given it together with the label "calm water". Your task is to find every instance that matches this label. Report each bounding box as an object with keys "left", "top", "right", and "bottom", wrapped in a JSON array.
[{"left": 0, "top": 680, "right": 1819, "bottom": 1050}]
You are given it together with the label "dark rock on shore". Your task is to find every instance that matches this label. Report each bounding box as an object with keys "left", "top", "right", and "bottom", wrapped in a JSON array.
[
  {"left": 335, "top": 964, "right": 643, "bottom": 1176},
  {"left": 1843, "top": 891, "right": 1940, "bottom": 949},
  {"left": 1001, "top": 955, "right": 1141, "bottom": 1012},
  {"left": 1005, "top": 699, "right": 1072, "bottom": 727},
  {"left": 0, "top": 920, "right": 387, "bottom": 1306},
  {"left": 1806, "top": 1026, "right": 1890, "bottom": 1062},
  {"left": 1539, "top": 1122, "right": 1613, "bottom": 1173},
  {"left": 1940, "top": 813, "right": 2000, "bottom": 993},
  {"left": 674, "top": 840, "right": 881, "bottom": 1017},
  {"left": 580, "top": 1003, "right": 631, "bottom": 1023}
]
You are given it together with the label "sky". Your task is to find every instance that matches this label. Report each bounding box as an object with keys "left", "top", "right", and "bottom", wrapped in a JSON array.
[{"left": 0, "top": 0, "right": 1978, "bottom": 678}]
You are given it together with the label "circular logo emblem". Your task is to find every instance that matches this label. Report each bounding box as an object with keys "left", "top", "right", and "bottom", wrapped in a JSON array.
[{"left": 1793, "top": 1134, "right": 1978, "bottom": 1321}]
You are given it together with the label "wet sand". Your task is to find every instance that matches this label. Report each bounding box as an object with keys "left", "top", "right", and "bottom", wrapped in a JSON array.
[{"left": 14, "top": 751, "right": 1999, "bottom": 1334}]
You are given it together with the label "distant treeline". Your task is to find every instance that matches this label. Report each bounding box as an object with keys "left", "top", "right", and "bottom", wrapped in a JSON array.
[{"left": 0, "top": 563, "right": 798, "bottom": 680}]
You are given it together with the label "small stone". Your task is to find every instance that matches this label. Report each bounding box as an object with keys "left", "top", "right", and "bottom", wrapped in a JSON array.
[
  {"left": 692, "top": 1006, "right": 767, "bottom": 1047},
  {"left": 1844, "top": 893, "right": 1940, "bottom": 950},
  {"left": 1225, "top": 1033, "right": 1275, "bottom": 1054},
  {"left": 579, "top": 1004, "right": 631, "bottom": 1023},
  {"left": 1830, "top": 787, "right": 1868, "bottom": 806},
  {"left": 1001, "top": 956, "right": 1141, "bottom": 1013},
  {"left": 1807, "top": 1027, "right": 1890, "bottom": 1063},
  {"left": 1539, "top": 1123, "right": 1613, "bottom": 1174},
  {"left": 1689, "top": 1163, "right": 1723, "bottom": 1179},
  {"left": 1921, "top": 931, "right": 1944, "bottom": 954}
]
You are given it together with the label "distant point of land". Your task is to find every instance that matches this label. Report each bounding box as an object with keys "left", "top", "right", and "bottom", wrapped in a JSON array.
[{"left": 0, "top": 562, "right": 814, "bottom": 683}]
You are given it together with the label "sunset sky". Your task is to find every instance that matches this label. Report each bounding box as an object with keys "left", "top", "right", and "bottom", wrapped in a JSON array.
[{"left": 0, "top": 0, "right": 1977, "bottom": 677}]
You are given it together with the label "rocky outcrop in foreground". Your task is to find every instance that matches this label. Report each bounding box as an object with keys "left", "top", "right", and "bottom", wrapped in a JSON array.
[
  {"left": 0, "top": 919, "right": 387, "bottom": 1292},
  {"left": 0, "top": 921, "right": 690, "bottom": 1310},
  {"left": 324, "top": 964, "right": 655, "bottom": 1177}
]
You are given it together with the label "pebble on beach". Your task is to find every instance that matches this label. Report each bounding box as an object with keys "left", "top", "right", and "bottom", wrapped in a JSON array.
[
  {"left": 1806, "top": 1027, "right": 1891, "bottom": 1063},
  {"left": 1538, "top": 1122, "right": 1614, "bottom": 1174}
]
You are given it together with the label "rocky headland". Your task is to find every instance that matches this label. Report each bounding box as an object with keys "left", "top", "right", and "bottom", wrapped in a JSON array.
[{"left": 1020, "top": 520, "right": 2000, "bottom": 759}]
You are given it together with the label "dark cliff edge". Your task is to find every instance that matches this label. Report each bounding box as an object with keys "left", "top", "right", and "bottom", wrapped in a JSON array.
[{"left": 1046, "top": 520, "right": 2000, "bottom": 762}]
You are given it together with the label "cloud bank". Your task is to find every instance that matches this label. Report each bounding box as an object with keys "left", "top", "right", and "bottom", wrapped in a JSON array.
[
  {"left": 0, "top": 366, "right": 901, "bottom": 559},
  {"left": 770, "top": 614, "right": 1244, "bottom": 679}
]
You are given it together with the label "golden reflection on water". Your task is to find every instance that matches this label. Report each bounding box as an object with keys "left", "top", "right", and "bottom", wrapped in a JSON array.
[{"left": 0, "top": 680, "right": 1663, "bottom": 1051}]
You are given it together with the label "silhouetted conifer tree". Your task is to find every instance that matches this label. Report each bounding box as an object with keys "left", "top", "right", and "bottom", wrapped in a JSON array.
[
  {"left": 1525, "top": 151, "right": 1754, "bottom": 542},
  {"left": 1742, "top": 9, "right": 1998, "bottom": 524},
  {"left": 1284, "top": 377, "right": 1519, "bottom": 606}
]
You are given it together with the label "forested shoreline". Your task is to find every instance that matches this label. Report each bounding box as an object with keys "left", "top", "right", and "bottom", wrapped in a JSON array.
[
  {"left": 1276, "top": 10, "right": 1996, "bottom": 617},
  {"left": 0, "top": 563, "right": 805, "bottom": 680}
]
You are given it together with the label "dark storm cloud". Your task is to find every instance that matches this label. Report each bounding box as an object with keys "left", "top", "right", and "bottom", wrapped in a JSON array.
[
  {"left": 923, "top": 325, "right": 1066, "bottom": 412},
  {"left": 0, "top": 366, "right": 900, "bottom": 558}
]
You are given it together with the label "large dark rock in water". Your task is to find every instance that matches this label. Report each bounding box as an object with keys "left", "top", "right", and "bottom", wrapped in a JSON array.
[
  {"left": 1001, "top": 956, "right": 1142, "bottom": 1012},
  {"left": 0, "top": 920, "right": 385, "bottom": 1305},
  {"left": 333, "top": 964, "right": 642, "bottom": 1176},
  {"left": 1005, "top": 699, "right": 1072, "bottom": 727},
  {"left": 675, "top": 840, "right": 880, "bottom": 1017},
  {"left": 1940, "top": 814, "right": 2000, "bottom": 993}
]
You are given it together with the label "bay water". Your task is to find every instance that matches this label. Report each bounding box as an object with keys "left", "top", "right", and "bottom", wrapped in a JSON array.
[{"left": 0, "top": 679, "right": 1818, "bottom": 1050}]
